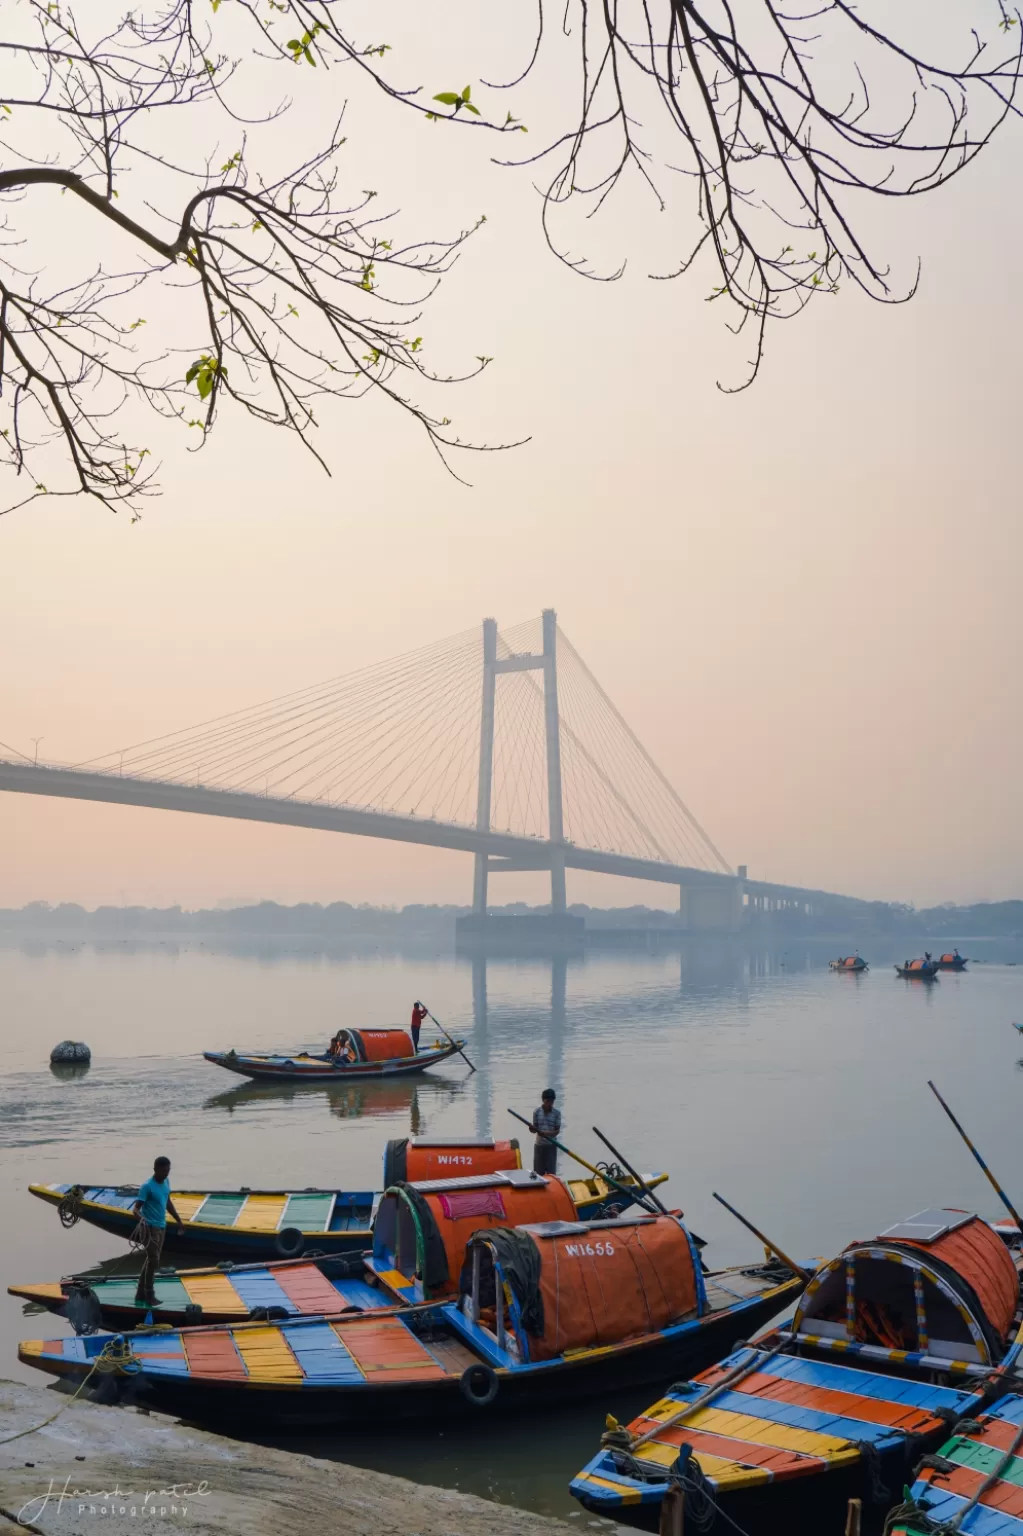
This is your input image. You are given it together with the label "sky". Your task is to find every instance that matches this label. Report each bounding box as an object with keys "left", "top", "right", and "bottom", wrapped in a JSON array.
[{"left": 2, "top": 4, "right": 1021, "bottom": 912}]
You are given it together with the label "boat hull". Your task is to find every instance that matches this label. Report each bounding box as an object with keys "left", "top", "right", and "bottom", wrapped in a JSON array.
[
  {"left": 17, "top": 1274, "right": 802, "bottom": 1428},
  {"left": 203, "top": 1043, "right": 459, "bottom": 1083}
]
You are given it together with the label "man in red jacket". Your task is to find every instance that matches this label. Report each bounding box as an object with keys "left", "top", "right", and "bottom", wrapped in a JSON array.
[{"left": 410, "top": 1000, "right": 428, "bottom": 1053}]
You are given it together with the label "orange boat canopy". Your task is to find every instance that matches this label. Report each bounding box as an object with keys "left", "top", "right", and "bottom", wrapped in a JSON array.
[
  {"left": 794, "top": 1208, "right": 1019, "bottom": 1364},
  {"left": 465, "top": 1212, "right": 700, "bottom": 1362},
  {"left": 343, "top": 1028, "right": 414, "bottom": 1063},
  {"left": 373, "top": 1170, "right": 577, "bottom": 1297},
  {"left": 383, "top": 1137, "right": 520, "bottom": 1186}
]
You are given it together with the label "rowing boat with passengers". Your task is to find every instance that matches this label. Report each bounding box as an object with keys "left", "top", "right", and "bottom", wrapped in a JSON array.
[
  {"left": 895, "top": 955, "right": 941, "bottom": 979},
  {"left": 828, "top": 955, "right": 868, "bottom": 972},
  {"left": 204, "top": 1025, "right": 461, "bottom": 1083},
  {"left": 12, "top": 1162, "right": 661, "bottom": 1330},
  {"left": 19, "top": 1207, "right": 802, "bottom": 1426},
  {"left": 27, "top": 1142, "right": 668, "bottom": 1261},
  {"left": 570, "top": 1207, "right": 1023, "bottom": 1532}
]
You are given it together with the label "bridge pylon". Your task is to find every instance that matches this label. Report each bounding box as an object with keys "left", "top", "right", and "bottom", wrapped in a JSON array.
[{"left": 472, "top": 608, "right": 566, "bottom": 917}]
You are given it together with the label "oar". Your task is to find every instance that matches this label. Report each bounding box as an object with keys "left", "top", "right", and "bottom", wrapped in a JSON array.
[
  {"left": 507, "top": 1108, "right": 659, "bottom": 1215},
  {"left": 928, "top": 1080, "right": 1023, "bottom": 1235},
  {"left": 591, "top": 1125, "right": 669, "bottom": 1215},
  {"left": 712, "top": 1192, "right": 811, "bottom": 1282},
  {"left": 423, "top": 1005, "right": 476, "bottom": 1074}
]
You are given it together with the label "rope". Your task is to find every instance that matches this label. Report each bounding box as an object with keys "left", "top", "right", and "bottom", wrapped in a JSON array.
[
  {"left": 0, "top": 1337, "right": 140, "bottom": 1446},
  {"left": 57, "top": 1186, "right": 85, "bottom": 1228}
]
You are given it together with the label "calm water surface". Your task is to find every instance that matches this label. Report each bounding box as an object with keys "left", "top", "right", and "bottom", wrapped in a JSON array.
[{"left": 2, "top": 935, "right": 1022, "bottom": 1521}]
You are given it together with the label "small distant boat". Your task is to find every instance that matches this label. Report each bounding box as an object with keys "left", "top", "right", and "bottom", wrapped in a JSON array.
[
  {"left": 18, "top": 1209, "right": 803, "bottom": 1426},
  {"left": 890, "top": 1393, "right": 1023, "bottom": 1534},
  {"left": 1013, "top": 1022, "right": 1023, "bottom": 1035},
  {"left": 936, "top": 950, "right": 969, "bottom": 971},
  {"left": 571, "top": 1207, "right": 1023, "bottom": 1531},
  {"left": 204, "top": 1026, "right": 462, "bottom": 1083},
  {"left": 828, "top": 955, "right": 868, "bottom": 972},
  {"left": 895, "top": 955, "right": 940, "bottom": 979}
]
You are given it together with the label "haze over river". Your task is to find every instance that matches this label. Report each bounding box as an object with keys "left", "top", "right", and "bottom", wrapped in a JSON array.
[{"left": 3, "top": 933, "right": 1022, "bottom": 1520}]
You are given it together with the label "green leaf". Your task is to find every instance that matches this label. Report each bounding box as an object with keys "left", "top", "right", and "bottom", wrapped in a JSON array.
[
  {"left": 432, "top": 92, "right": 461, "bottom": 106},
  {"left": 463, "top": 102, "right": 480, "bottom": 115},
  {"left": 461, "top": 85, "right": 472, "bottom": 100}
]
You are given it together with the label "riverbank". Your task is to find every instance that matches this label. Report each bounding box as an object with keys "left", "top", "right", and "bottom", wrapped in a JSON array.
[{"left": 0, "top": 1379, "right": 592, "bottom": 1535}]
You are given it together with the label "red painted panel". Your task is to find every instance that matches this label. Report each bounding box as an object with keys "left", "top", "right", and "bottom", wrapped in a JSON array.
[
  {"left": 182, "top": 1330, "right": 247, "bottom": 1379},
  {"left": 274, "top": 1264, "right": 345, "bottom": 1315}
]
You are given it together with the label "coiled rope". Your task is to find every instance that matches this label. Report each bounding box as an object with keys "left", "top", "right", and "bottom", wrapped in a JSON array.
[
  {"left": 0, "top": 1336, "right": 140, "bottom": 1446},
  {"left": 57, "top": 1186, "right": 85, "bottom": 1229}
]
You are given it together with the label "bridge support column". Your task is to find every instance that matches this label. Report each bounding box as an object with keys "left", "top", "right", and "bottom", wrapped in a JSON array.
[
  {"left": 679, "top": 880, "right": 744, "bottom": 933},
  {"left": 472, "top": 618, "right": 498, "bottom": 916},
  {"left": 542, "top": 608, "right": 567, "bottom": 913}
]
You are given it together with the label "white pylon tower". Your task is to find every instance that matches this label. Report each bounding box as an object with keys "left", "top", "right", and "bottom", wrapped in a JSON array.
[{"left": 472, "top": 609, "right": 566, "bottom": 916}]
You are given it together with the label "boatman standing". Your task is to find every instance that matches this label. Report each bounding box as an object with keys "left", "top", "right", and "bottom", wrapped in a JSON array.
[
  {"left": 410, "top": 1000, "right": 428, "bottom": 1053},
  {"left": 529, "top": 1089, "right": 561, "bottom": 1176},
  {"left": 131, "top": 1156, "right": 184, "bottom": 1307}
]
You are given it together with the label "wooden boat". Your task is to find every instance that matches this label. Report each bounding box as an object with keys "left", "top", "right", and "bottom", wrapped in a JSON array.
[
  {"left": 27, "top": 1158, "right": 668, "bottom": 1261},
  {"left": 895, "top": 956, "right": 940, "bottom": 979},
  {"left": 18, "top": 1209, "right": 803, "bottom": 1425},
  {"left": 204, "top": 1026, "right": 461, "bottom": 1083},
  {"left": 12, "top": 1162, "right": 651, "bottom": 1329},
  {"left": 829, "top": 956, "right": 868, "bottom": 972},
  {"left": 889, "top": 1391, "right": 1023, "bottom": 1534},
  {"left": 936, "top": 951, "right": 969, "bottom": 971},
  {"left": 570, "top": 1208, "right": 1023, "bottom": 1531}
]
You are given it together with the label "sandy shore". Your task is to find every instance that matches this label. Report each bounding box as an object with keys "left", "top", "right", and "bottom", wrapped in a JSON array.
[{"left": 0, "top": 1379, "right": 609, "bottom": 1535}]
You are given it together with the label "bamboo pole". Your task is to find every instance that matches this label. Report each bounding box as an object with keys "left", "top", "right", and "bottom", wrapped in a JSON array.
[
  {"left": 712, "top": 1192, "right": 811, "bottom": 1282},
  {"left": 928, "top": 1080, "right": 1023, "bottom": 1234},
  {"left": 506, "top": 1108, "right": 660, "bottom": 1214},
  {"left": 423, "top": 1006, "right": 476, "bottom": 1074},
  {"left": 592, "top": 1126, "right": 669, "bottom": 1215}
]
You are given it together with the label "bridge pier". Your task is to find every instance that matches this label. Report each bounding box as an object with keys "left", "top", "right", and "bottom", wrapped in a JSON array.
[{"left": 679, "top": 879, "right": 744, "bottom": 933}]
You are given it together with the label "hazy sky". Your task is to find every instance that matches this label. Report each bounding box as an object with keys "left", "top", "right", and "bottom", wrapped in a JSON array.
[{"left": 2, "top": 8, "right": 1021, "bottom": 912}]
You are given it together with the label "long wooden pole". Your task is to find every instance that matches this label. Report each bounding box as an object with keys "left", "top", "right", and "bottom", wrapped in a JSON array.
[
  {"left": 423, "top": 1006, "right": 476, "bottom": 1074},
  {"left": 928, "top": 1079, "right": 1023, "bottom": 1234},
  {"left": 712, "top": 1192, "right": 811, "bottom": 1282},
  {"left": 507, "top": 1108, "right": 660, "bottom": 1214},
  {"left": 591, "top": 1126, "right": 669, "bottom": 1215}
]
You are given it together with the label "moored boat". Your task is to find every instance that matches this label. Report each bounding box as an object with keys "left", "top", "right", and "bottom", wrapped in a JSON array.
[
  {"left": 204, "top": 1026, "right": 461, "bottom": 1083},
  {"left": 570, "top": 1207, "right": 1023, "bottom": 1531},
  {"left": 889, "top": 1392, "right": 1023, "bottom": 1534},
  {"left": 895, "top": 955, "right": 940, "bottom": 979},
  {"left": 18, "top": 1209, "right": 802, "bottom": 1426},
  {"left": 936, "top": 950, "right": 969, "bottom": 971},
  {"left": 829, "top": 955, "right": 868, "bottom": 972},
  {"left": 27, "top": 1158, "right": 667, "bottom": 1261}
]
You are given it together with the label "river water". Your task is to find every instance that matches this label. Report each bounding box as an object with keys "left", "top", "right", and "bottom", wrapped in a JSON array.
[{"left": 2, "top": 933, "right": 1022, "bottom": 1522}]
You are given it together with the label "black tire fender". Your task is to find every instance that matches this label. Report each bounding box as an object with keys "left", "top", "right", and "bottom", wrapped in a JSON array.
[
  {"left": 459, "top": 1363, "right": 499, "bottom": 1407},
  {"left": 275, "top": 1226, "right": 305, "bottom": 1259}
]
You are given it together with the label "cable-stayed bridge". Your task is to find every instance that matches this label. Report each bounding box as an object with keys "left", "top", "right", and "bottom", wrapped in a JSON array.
[{"left": 0, "top": 611, "right": 873, "bottom": 930}]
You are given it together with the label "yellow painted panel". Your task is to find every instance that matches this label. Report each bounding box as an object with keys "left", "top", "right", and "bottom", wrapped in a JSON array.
[
  {"left": 688, "top": 1407, "right": 856, "bottom": 1462},
  {"left": 180, "top": 1272, "right": 246, "bottom": 1314},
  {"left": 174, "top": 1194, "right": 208, "bottom": 1222},
  {"left": 575, "top": 1474, "right": 641, "bottom": 1505},
  {"left": 233, "top": 1194, "right": 289, "bottom": 1233},
  {"left": 635, "top": 1446, "right": 770, "bottom": 1492},
  {"left": 375, "top": 1268, "right": 412, "bottom": 1291},
  {"left": 233, "top": 1326, "right": 304, "bottom": 1382}
]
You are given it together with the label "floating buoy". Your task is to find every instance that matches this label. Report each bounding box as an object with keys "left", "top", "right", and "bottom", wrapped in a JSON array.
[{"left": 49, "top": 1041, "right": 91, "bottom": 1064}]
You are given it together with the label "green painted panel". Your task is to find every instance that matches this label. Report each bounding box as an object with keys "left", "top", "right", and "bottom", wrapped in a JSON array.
[
  {"left": 948, "top": 1436, "right": 1023, "bottom": 1486},
  {"left": 194, "top": 1194, "right": 247, "bottom": 1227},
  {"left": 282, "top": 1193, "right": 333, "bottom": 1231}
]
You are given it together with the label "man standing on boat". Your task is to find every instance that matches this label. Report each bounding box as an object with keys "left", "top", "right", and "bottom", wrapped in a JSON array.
[
  {"left": 131, "top": 1156, "right": 184, "bottom": 1306},
  {"left": 410, "top": 1000, "right": 428, "bottom": 1053},
  {"left": 530, "top": 1089, "right": 561, "bottom": 1176}
]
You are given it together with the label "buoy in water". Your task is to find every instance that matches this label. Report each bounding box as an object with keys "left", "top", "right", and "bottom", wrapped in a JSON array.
[{"left": 49, "top": 1040, "right": 91, "bottom": 1064}]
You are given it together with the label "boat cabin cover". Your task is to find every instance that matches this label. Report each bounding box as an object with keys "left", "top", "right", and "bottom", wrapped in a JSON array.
[
  {"left": 383, "top": 1137, "right": 521, "bottom": 1186},
  {"left": 334, "top": 1028, "right": 415, "bottom": 1063}
]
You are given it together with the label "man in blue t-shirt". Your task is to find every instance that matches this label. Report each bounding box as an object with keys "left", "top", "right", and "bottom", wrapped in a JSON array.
[{"left": 132, "top": 1156, "right": 184, "bottom": 1306}]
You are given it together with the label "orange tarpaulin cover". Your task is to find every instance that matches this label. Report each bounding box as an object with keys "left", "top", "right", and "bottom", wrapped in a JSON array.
[
  {"left": 352, "top": 1029, "right": 415, "bottom": 1062},
  {"left": 901, "top": 1217, "right": 1019, "bottom": 1342},
  {"left": 425, "top": 1179, "right": 577, "bottom": 1286},
  {"left": 405, "top": 1140, "right": 521, "bottom": 1182},
  {"left": 529, "top": 1214, "right": 697, "bottom": 1361}
]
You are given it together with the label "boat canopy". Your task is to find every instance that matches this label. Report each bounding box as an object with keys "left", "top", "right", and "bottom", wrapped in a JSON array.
[
  {"left": 383, "top": 1137, "right": 521, "bottom": 1187},
  {"left": 464, "top": 1212, "right": 701, "bottom": 1363},
  {"left": 373, "top": 1171, "right": 576, "bottom": 1295},
  {"left": 793, "top": 1209, "right": 1019, "bottom": 1365},
  {"left": 338, "top": 1028, "right": 414, "bottom": 1063}
]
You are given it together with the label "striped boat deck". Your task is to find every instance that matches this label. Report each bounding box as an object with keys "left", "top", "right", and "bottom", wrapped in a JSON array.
[
  {"left": 894, "top": 1394, "right": 1023, "bottom": 1533},
  {"left": 35, "top": 1184, "right": 374, "bottom": 1236},
  {"left": 571, "top": 1345, "right": 978, "bottom": 1511}
]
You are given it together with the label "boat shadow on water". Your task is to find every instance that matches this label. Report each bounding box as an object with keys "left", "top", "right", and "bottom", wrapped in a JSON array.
[{"left": 202, "top": 1074, "right": 467, "bottom": 1121}]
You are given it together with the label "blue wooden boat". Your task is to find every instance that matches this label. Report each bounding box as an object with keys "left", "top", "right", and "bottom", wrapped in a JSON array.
[
  {"left": 204, "top": 1026, "right": 461, "bottom": 1083},
  {"left": 890, "top": 1392, "right": 1023, "bottom": 1534},
  {"left": 937, "top": 950, "right": 970, "bottom": 971},
  {"left": 27, "top": 1158, "right": 668, "bottom": 1261},
  {"left": 570, "top": 1208, "right": 1023, "bottom": 1531},
  {"left": 18, "top": 1209, "right": 803, "bottom": 1425},
  {"left": 896, "top": 956, "right": 941, "bottom": 979},
  {"left": 829, "top": 955, "right": 868, "bottom": 972}
]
